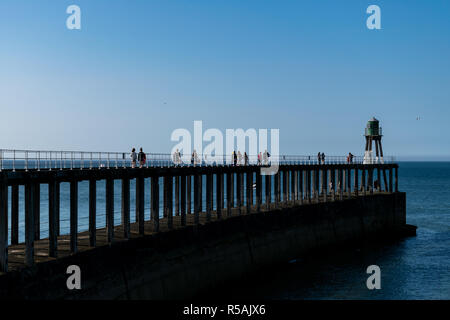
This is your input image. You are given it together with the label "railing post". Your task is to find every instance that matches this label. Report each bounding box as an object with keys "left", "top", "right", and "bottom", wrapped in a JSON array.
[
  {"left": 106, "top": 178, "right": 114, "bottom": 243},
  {"left": 25, "top": 182, "right": 35, "bottom": 266},
  {"left": 89, "top": 179, "right": 96, "bottom": 246},
  {"left": 151, "top": 176, "right": 160, "bottom": 232},
  {"left": 70, "top": 179, "right": 78, "bottom": 253},
  {"left": 0, "top": 179, "right": 8, "bottom": 272},
  {"left": 48, "top": 179, "right": 58, "bottom": 257},
  {"left": 11, "top": 185, "right": 19, "bottom": 245}
]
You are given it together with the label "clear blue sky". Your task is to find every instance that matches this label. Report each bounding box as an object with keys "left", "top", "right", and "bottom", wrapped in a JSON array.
[{"left": 0, "top": 0, "right": 449, "bottom": 159}]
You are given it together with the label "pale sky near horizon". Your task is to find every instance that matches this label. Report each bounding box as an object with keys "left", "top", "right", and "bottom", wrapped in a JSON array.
[{"left": 0, "top": 0, "right": 449, "bottom": 159}]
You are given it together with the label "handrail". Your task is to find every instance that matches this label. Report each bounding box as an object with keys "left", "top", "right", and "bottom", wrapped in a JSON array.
[{"left": 0, "top": 148, "right": 395, "bottom": 171}]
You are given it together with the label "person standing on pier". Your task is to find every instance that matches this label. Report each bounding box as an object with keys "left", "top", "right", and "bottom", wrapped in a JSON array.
[
  {"left": 238, "top": 151, "right": 242, "bottom": 166},
  {"left": 317, "top": 152, "right": 321, "bottom": 164},
  {"left": 233, "top": 151, "right": 237, "bottom": 166},
  {"left": 321, "top": 152, "right": 325, "bottom": 164},
  {"left": 131, "top": 148, "right": 137, "bottom": 168},
  {"left": 138, "top": 148, "right": 146, "bottom": 168},
  {"left": 257, "top": 152, "right": 262, "bottom": 165},
  {"left": 244, "top": 152, "right": 249, "bottom": 166}
]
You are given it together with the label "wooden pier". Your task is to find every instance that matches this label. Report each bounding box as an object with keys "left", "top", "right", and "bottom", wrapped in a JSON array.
[{"left": 0, "top": 163, "right": 399, "bottom": 274}]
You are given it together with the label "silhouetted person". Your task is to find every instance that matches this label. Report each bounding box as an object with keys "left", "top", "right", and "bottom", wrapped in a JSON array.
[{"left": 130, "top": 148, "right": 137, "bottom": 168}]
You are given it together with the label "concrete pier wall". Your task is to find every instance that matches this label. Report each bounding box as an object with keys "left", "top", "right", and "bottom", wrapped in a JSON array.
[{"left": 0, "top": 192, "right": 406, "bottom": 300}]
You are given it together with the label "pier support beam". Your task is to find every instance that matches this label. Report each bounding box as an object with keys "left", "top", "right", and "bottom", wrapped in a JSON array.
[
  {"left": 338, "top": 169, "right": 343, "bottom": 201},
  {"left": 194, "top": 174, "right": 200, "bottom": 225},
  {"left": 265, "top": 174, "right": 271, "bottom": 210},
  {"left": 175, "top": 176, "right": 180, "bottom": 216},
  {"left": 354, "top": 167, "right": 359, "bottom": 196},
  {"left": 274, "top": 171, "right": 280, "bottom": 205},
  {"left": 362, "top": 168, "right": 367, "bottom": 196},
  {"left": 395, "top": 166, "right": 399, "bottom": 192},
  {"left": 48, "top": 180, "right": 58, "bottom": 257},
  {"left": 0, "top": 180, "right": 8, "bottom": 272},
  {"left": 33, "top": 183, "right": 40, "bottom": 240},
  {"left": 246, "top": 172, "right": 252, "bottom": 214},
  {"left": 151, "top": 176, "right": 160, "bottom": 232},
  {"left": 121, "top": 178, "right": 130, "bottom": 239},
  {"left": 89, "top": 179, "right": 96, "bottom": 246},
  {"left": 136, "top": 176, "right": 145, "bottom": 235},
  {"left": 206, "top": 173, "right": 212, "bottom": 221},
  {"left": 11, "top": 185, "right": 19, "bottom": 245},
  {"left": 347, "top": 168, "right": 352, "bottom": 199},
  {"left": 256, "top": 170, "right": 261, "bottom": 212},
  {"left": 106, "top": 178, "right": 114, "bottom": 243},
  {"left": 187, "top": 176, "right": 191, "bottom": 214},
  {"left": 181, "top": 175, "right": 186, "bottom": 226},
  {"left": 216, "top": 173, "right": 223, "bottom": 219},
  {"left": 70, "top": 180, "right": 78, "bottom": 253},
  {"left": 227, "top": 172, "right": 232, "bottom": 217},
  {"left": 389, "top": 168, "right": 393, "bottom": 193},
  {"left": 25, "top": 183, "right": 35, "bottom": 266},
  {"left": 299, "top": 170, "right": 303, "bottom": 204},
  {"left": 236, "top": 172, "right": 242, "bottom": 215}
]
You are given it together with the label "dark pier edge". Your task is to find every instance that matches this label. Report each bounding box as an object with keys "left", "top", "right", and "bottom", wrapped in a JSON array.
[{"left": 0, "top": 163, "right": 415, "bottom": 299}]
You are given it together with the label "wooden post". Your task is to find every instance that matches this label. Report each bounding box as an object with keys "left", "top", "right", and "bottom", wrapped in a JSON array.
[
  {"left": 168, "top": 176, "right": 173, "bottom": 229},
  {"left": 236, "top": 172, "right": 242, "bottom": 215},
  {"left": 256, "top": 170, "right": 261, "bottom": 212},
  {"left": 377, "top": 167, "right": 382, "bottom": 192},
  {"left": 389, "top": 168, "right": 393, "bottom": 193},
  {"left": 181, "top": 175, "right": 186, "bottom": 226},
  {"left": 55, "top": 182, "right": 60, "bottom": 236},
  {"left": 199, "top": 174, "right": 203, "bottom": 213},
  {"left": 0, "top": 180, "right": 8, "bottom": 272},
  {"left": 206, "top": 173, "right": 212, "bottom": 221},
  {"left": 306, "top": 169, "right": 311, "bottom": 203},
  {"left": 291, "top": 170, "right": 296, "bottom": 203},
  {"left": 299, "top": 169, "right": 303, "bottom": 204},
  {"left": 230, "top": 173, "right": 234, "bottom": 208},
  {"left": 246, "top": 171, "right": 252, "bottom": 213},
  {"left": 25, "top": 183, "right": 35, "bottom": 266},
  {"left": 194, "top": 174, "right": 200, "bottom": 225},
  {"left": 187, "top": 175, "right": 191, "bottom": 214},
  {"left": 121, "top": 178, "right": 130, "bottom": 239},
  {"left": 136, "top": 176, "right": 145, "bottom": 235},
  {"left": 347, "top": 168, "right": 352, "bottom": 199},
  {"left": 151, "top": 176, "right": 160, "bottom": 232},
  {"left": 395, "top": 166, "right": 399, "bottom": 192},
  {"left": 240, "top": 172, "right": 244, "bottom": 214},
  {"left": 382, "top": 168, "right": 389, "bottom": 192},
  {"left": 362, "top": 168, "right": 367, "bottom": 196},
  {"left": 265, "top": 174, "right": 271, "bottom": 210},
  {"left": 282, "top": 170, "right": 287, "bottom": 202},
  {"left": 33, "top": 183, "right": 40, "bottom": 240},
  {"left": 293, "top": 170, "right": 298, "bottom": 202},
  {"left": 354, "top": 167, "right": 359, "bottom": 196},
  {"left": 312, "top": 169, "right": 317, "bottom": 202},
  {"left": 89, "top": 179, "right": 96, "bottom": 246},
  {"left": 163, "top": 176, "right": 169, "bottom": 218},
  {"left": 339, "top": 169, "right": 343, "bottom": 201},
  {"left": 48, "top": 180, "right": 58, "bottom": 257},
  {"left": 106, "top": 178, "right": 114, "bottom": 243},
  {"left": 331, "top": 169, "right": 336, "bottom": 201},
  {"left": 227, "top": 172, "right": 232, "bottom": 217},
  {"left": 175, "top": 176, "right": 180, "bottom": 216},
  {"left": 70, "top": 180, "right": 78, "bottom": 253},
  {"left": 11, "top": 185, "right": 19, "bottom": 245},
  {"left": 274, "top": 171, "right": 279, "bottom": 204},
  {"left": 322, "top": 168, "right": 328, "bottom": 202},
  {"left": 369, "top": 168, "right": 374, "bottom": 194},
  {"left": 216, "top": 173, "right": 222, "bottom": 219}
]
